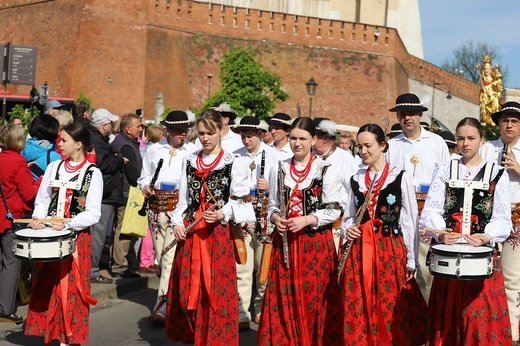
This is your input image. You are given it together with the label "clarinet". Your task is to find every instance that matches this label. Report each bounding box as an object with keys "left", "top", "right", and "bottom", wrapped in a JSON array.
[
  {"left": 501, "top": 143, "right": 508, "bottom": 166},
  {"left": 254, "top": 150, "right": 266, "bottom": 239},
  {"left": 278, "top": 161, "right": 290, "bottom": 269},
  {"left": 138, "top": 158, "right": 164, "bottom": 216},
  {"left": 337, "top": 172, "right": 378, "bottom": 282}
]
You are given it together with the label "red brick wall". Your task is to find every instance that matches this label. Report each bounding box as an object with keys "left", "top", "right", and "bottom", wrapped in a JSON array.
[{"left": 0, "top": 0, "right": 479, "bottom": 128}]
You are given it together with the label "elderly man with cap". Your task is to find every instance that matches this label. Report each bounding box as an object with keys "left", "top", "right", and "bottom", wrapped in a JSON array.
[
  {"left": 138, "top": 110, "right": 196, "bottom": 325},
  {"left": 44, "top": 100, "right": 65, "bottom": 116},
  {"left": 480, "top": 101, "right": 520, "bottom": 343},
  {"left": 87, "top": 109, "right": 124, "bottom": 284},
  {"left": 312, "top": 117, "right": 358, "bottom": 250},
  {"left": 231, "top": 116, "right": 279, "bottom": 331},
  {"left": 386, "top": 93, "right": 450, "bottom": 303},
  {"left": 269, "top": 112, "right": 293, "bottom": 160}
]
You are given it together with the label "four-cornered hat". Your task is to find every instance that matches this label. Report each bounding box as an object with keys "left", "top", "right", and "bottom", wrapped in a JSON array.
[
  {"left": 211, "top": 102, "right": 239, "bottom": 121},
  {"left": 235, "top": 116, "right": 262, "bottom": 131},
  {"left": 313, "top": 117, "right": 337, "bottom": 138},
  {"left": 160, "top": 110, "right": 192, "bottom": 128},
  {"left": 270, "top": 113, "right": 292, "bottom": 128},
  {"left": 388, "top": 93, "right": 428, "bottom": 112},
  {"left": 491, "top": 101, "right": 520, "bottom": 125}
]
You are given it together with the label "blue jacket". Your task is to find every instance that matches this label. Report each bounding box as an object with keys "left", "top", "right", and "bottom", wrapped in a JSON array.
[{"left": 22, "top": 138, "right": 61, "bottom": 179}]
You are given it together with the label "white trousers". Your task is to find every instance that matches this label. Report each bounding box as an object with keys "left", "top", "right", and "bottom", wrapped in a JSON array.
[
  {"left": 502, "top": 239, "right": 520, "bottom": 341},
  {"left": 415, "top": 237, "right": 434, "bottom": 304}
]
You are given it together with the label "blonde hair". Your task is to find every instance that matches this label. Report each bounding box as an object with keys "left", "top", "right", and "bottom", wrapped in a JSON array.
[
  {"left": 147, "top": 125, "right": 165, "bottom": 144},
  {"left": 0, "top": 124, "right": 26, "bottom": 152},
  {"left": 53, "top": 110, "right": 73, "bottom": 130}
]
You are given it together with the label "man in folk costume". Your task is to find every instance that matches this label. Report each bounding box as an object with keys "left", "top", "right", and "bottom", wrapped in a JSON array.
[
  {"left": 481, "top": 101, "right": 520, "bottom": 343},
  {"left": 269, "top": 112, "right": 294, "bottom": 160},
  {"left": 138, "top": 110, "right": 196, "bottom": 325},
  {"left": 312, "top": 117, "right": 357, "bottom": 251},
  {"left": 386, "top": 93, "right": 450, "bottom": 302},
  {"left": 231, "top": 116, "right": 280, "bottom": 331}
]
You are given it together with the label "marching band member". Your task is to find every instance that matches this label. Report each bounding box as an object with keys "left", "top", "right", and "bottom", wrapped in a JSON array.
[
  {"left": 340, "top": 123, "right": 426, "bottom": 345},
  {"left": 138, "top": 110, "right": 196, "bottom": 325},
  {"left": 257, "top": 117, "right": 342, "bottom": 345},
  {"left": 166, "top": 109, "right": 249, "bottom": 345},
  {"left": 232, "top": 116, "right": 280, "bottom": 330},
  {"left": 386, "top": 93, "right": 450, "bottom": 302},
  {"left": 421, "top": 117, "right": 512, "bottom": 344},
  {"left": 312, "top": 117, "right": 358, "bottom": 250},
  {"left": 481, "top": 101, "right": 520, "bottom": 343},
  {"left": 26, "top": 122, "right": 102, "bottom": 346},
  {"left": 0, "top": 124, "right": 42, "bottom": 325},
  {"left": 269, "top": 112, "right": 293, "bottom": 160}
]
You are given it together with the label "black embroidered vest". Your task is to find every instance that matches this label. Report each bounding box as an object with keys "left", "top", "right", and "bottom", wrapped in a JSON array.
[
  {"left": 183, "top": 155, "right": 233, "bottom": 222},
  {"left": 351, "top": 171, "right": 404, "bottom": 237},
  {"left": 443, "top": 163, "right": 503, "bottom": 234}
]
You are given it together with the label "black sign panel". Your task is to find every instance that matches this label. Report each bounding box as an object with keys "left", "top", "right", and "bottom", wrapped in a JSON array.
[{"left": 6, "top": 44, "right": 37, "bottom": 85}]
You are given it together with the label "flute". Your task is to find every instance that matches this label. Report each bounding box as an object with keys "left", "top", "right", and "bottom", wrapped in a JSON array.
[
  {"left": 337, "top": 172, "right": 378, "bottom": 283},
  {"left": 160, "top": 204, "right": 218, "bottom": 257}
]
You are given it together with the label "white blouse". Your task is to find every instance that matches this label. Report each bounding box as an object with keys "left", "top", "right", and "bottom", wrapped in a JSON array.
[
  {"left": 33, "top": 160, "right": 103, "bottom": 231},
  {"left": 341, "top": 166, "right": 419, "bottom": 270},
  {"left": 170, "top": 150, "right": 250, "bottom": 226},
  {"left": 420, "top": 159, "right": 511, "bottom": 246},
  {"left": 267, "top": 157, "right": 342, "bottom": 228}
]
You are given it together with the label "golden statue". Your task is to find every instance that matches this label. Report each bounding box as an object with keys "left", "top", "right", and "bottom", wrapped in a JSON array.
[{"left": 477, "top": 55, "right": 503, "bottom": 126}]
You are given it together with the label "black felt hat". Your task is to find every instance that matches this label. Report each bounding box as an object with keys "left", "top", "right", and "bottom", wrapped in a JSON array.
[
  {"left": 491, "top": 101, "right": 520, "bottom": 125},
  {"left": 160, "top": 110, "right": 192, "bottom": 128},
  {"left": 388, "top": 93, "right": 428, "bottom": 112}
]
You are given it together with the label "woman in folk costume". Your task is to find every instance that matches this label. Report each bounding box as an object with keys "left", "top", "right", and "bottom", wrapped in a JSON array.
[
  {"left": 166, "top": 109, "right": 249, "bottom": 345},
  {"left": 26, "top": 122, "right": 102, "bottom": 346},
  {"left": 420, "top": 117, "right": 512, "bottom": 345},
  {"left": 340, "top": 123, "right": 427, "bottom": 345},
  {"left": 257, "top": 117, "right": 343, "bottom": 345}
]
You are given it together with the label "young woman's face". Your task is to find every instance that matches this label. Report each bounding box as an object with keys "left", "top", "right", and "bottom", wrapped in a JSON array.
[
  {"left": 197, "top": 122, "right": 221, "bottom": 152},
  {"left": 289, "top": 128, "right": 315, "bottom": 158},
  {"left": 456, "top": 124, "right": 484, "bottom": 159},
  {"left": 357, "top": 131, "right": 385, "bottom": 166},
  {"left": 59, "top": 130, "right": 82, "bottom": 157}
]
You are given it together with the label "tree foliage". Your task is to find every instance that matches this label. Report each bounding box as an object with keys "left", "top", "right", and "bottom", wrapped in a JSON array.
[
  {"left": 200, "top": 45, "right": 289, "bottom": 118},
  {"left": 441, "top": 40, "right": 508, "bottom": 86},
  {"left": 7, "top": 104, "right": 39, "bottom": 132}
]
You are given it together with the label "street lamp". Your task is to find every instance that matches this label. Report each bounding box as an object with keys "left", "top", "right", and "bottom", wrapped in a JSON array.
[
  {"left": 431, "top": 81, "right": 451, "bottom": 119},
  {"left": 305, "top": 77, "right": 318, "bottom": 118},
  {"left": 207, "top": 74, "right": 213, "bottom": 99}
]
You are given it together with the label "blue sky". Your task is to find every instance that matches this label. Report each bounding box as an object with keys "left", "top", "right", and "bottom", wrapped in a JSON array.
[{"left": 419, "top": 0, "right": 520, "bottom": 89}]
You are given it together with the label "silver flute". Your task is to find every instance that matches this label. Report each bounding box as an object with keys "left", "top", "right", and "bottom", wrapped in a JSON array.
[
  {"left": 337, "top": 172, "right": 378, "bottom": 283},
  {"left": 278, "top": 161, "right": 290, "bottom": 269}
]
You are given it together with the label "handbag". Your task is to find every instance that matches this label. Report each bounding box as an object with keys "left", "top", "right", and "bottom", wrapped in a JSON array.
[{"left": 120, "top": 185, "right": 147, "bottom": 237}]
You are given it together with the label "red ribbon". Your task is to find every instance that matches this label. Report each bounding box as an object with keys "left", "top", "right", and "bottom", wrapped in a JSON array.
[{"left": 451, "top": 212, "right": 478, "bottom": 234}]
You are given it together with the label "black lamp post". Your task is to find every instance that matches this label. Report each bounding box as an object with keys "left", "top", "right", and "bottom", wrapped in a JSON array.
[
  {"left": 207, "top": 74, "right": 213, "bottom": 99},
  {"left": 305, "top": 77, "right": 318, "bottom": 118}
]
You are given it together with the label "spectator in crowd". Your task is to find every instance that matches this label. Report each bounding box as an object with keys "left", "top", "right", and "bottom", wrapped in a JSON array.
[
  {"left": 43, "top": 100, "right": 65, "bottom": 117},
  {"left": 9, "top": 117, "right": 23, "bottom": 127},
  {"left": 72, "top": 100, "right": 92, "bottom": 126}
]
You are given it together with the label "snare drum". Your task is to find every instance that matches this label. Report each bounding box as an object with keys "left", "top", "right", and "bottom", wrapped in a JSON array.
[
  {"left": 13, "top": 228, "right": 76, "bottom": 262},
  {"left": 429, "top": 243, "right": 494, "bottom": 280}
]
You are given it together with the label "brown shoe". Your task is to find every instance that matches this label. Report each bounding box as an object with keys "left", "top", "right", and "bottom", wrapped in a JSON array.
[
  {"left": 239, "top": 321, "right": 250, "bottom": 332},
  {"left": 149, "top": 313, "right": 166, "bottom": 326},
  {"left": 139, "top": 264, "right": 160, "bottom": 274},
  {"left": 254, "top": 314, "right": 261, "bottom": 324}
]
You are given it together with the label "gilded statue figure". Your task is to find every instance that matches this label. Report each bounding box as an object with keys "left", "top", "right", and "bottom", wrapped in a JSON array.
[{"left": 477, "top": 55, "right": 503, "bottom": 126}]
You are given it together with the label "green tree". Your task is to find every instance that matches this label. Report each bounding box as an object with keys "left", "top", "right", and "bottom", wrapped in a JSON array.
[
  {"left": 441, "top": 40, "right": 508, "bottom": 86},
  {"left": 201, "top": 45, "right": 289, "bottom": 118},
  {"left": 7, "top": 104, "right": 39, "bottom": 132}
]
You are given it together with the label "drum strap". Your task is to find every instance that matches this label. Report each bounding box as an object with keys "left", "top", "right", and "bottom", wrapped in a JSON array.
[
  {"left": 48, "top": 162, "right": 95, "bottom": 218},
  {"left": 448, "top": 160, "right": 493, "bottom": 234}
]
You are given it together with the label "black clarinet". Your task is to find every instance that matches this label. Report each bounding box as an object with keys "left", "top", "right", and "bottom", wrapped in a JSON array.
[
  {"left": 501, "top": 143, "right": 508, "bottom": 166},
  {"left": 138, "top": 158, "right": 164, "bottom": 216},
  {"left": 254, "top": 150, "right": 266, "bottom": 239}
]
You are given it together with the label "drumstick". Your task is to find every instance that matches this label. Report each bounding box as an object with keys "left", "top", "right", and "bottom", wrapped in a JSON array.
[
  {"left": 13, "top": 217, "right": 72, "bottom": 223},
  {"left": 424, "top": 227, "right": 490, "bottom": 240}
]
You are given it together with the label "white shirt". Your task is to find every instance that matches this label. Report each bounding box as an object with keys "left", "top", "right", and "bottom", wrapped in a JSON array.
[
  {"left": 341, "top": 167, "right": 419, "bottom": 270},
  {"left": 233, "top": 142, "right": 280, "bottom": 191},
  {"left": 267, "top": 158, "right": 342, "bottom": 228},
  {"left": 171, "top": 150, "right": 250, "bottom": 226},
  {"left": 420, "top": 159, "right": 511, "bottom": 246},
  {"left": 270, "top": 141, "right": 293, "bottom": 161},
  {"left": 480, "top": 138, "right": 520, "bottom": 203},
  {"left": 318, "top": 146, "right": 358, "bottom": 209},
  {"left": 33, "top": 160, "right": 103, "bottom": 231},
  {"left": 138, "top": 138, "right": 196, "bottom": 190},
  {"left": 387, "top": 129, "right": 450, "bottom": 192}
]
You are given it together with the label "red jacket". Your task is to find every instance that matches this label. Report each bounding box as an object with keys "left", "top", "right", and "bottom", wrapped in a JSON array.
[{"left": 0, "top": 150, "right": 42, "bottom": 233}]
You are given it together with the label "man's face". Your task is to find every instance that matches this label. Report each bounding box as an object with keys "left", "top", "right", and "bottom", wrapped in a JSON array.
[
  {"left": 338, "top": 137, "right": 351, "bottom": 150},
  {"left": 499, "top": 115, "right": 520, "bottom": 143},
  {"left": 99, "top": 121, "right": 113, "bottom": 137},
  {"left": 125, "top": 118, "right": 143, "bottom": 140},
  {"left": 397, "top": 111, "right": 422, "bottom": 137},
  {"left": 240, "top": 129, "right": 262, "bottom": 152},
  {"left": 167, "top": 127, "right": 188, "bottom": 148},
  {"left": 271, "top": 124, "right": 289, "bottom": 143},
  {"left": 12, "top": 118, "right": 23, "bottom": 127},
  {"left": 312, "top": 133, "right": 332, "bottom": 156}
]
